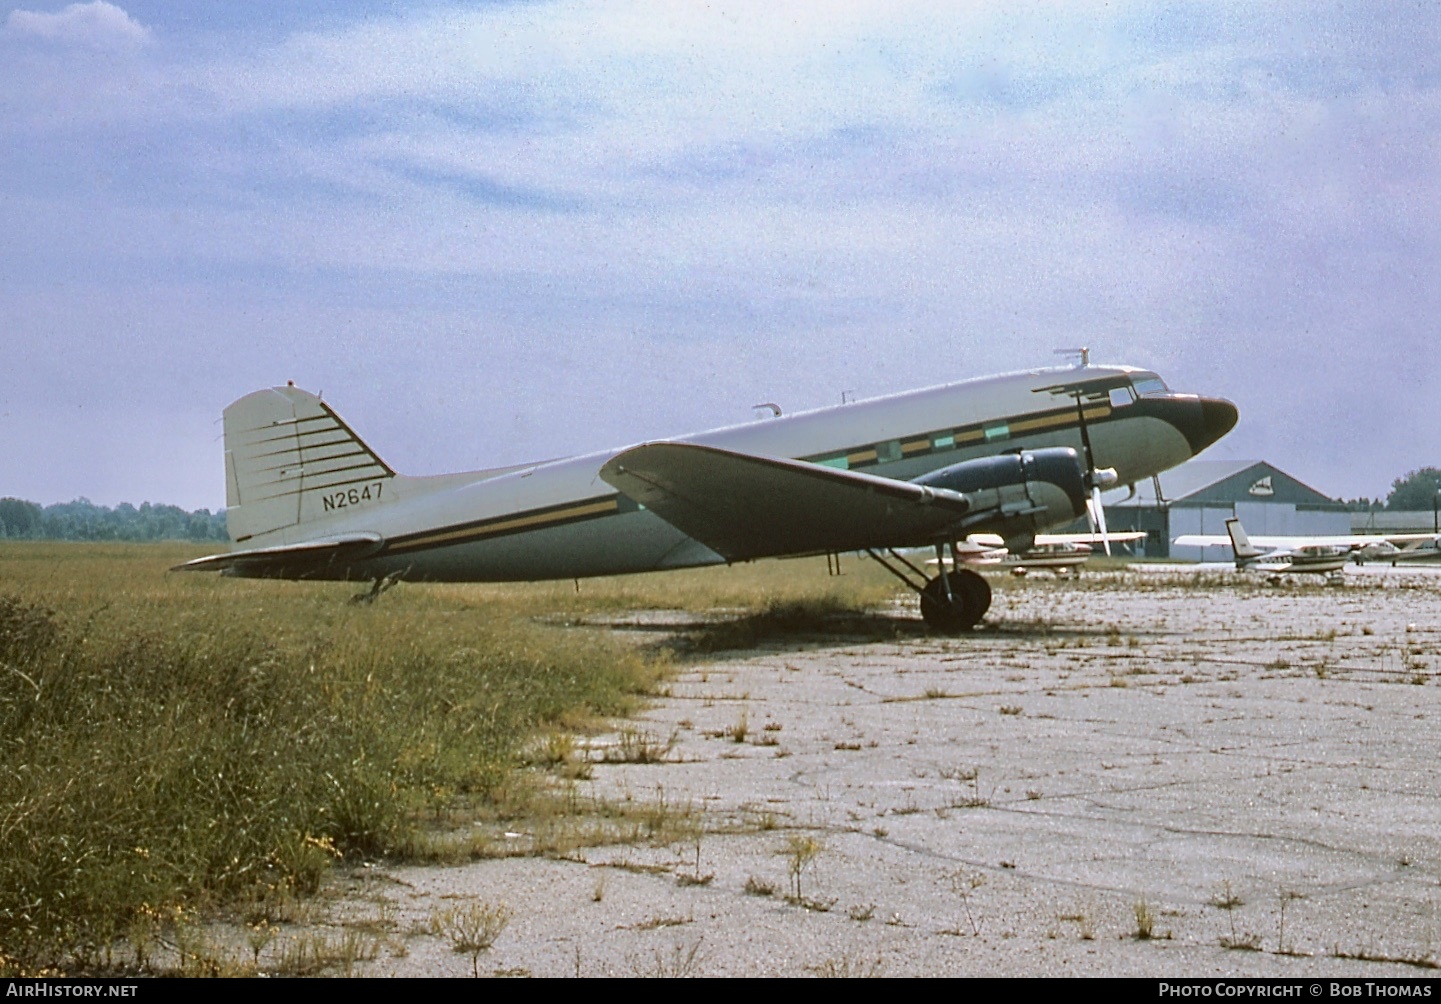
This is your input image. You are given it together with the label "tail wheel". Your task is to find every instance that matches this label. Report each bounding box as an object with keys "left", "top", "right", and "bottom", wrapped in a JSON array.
[{"left": 919, "top": 569, "right": 992, "bottom": 632}]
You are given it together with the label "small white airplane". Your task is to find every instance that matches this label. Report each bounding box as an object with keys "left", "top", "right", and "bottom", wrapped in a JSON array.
[
  {"left": 175, "top": 360, "right": 1236, "bottom": 631},
  {"left": 1350, "top": 537, "right": 1441, "bottom": 565},
  {"left": 1174, "top": 518, "right": 1441, "bottom": 579},
  {"left": 943, "top": 531, "right": 1148, "bottom": 575},
  {"left": 1224, "top": 518, "right": 1349, "bottom": 579}
]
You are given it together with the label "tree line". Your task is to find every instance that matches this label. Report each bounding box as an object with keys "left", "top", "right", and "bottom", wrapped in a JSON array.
[
  {"left": 0, "top": 497, "right": 228, "bottom": 542},
  {"left": 1343, "top": 467, "right": 1441, "bottom": 513},
  {"left": 4, "top": 468, "right": 1437, "bottom": 541}
]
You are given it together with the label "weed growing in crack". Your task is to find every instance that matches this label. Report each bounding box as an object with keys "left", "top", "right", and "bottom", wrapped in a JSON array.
[
  {"left": 729, "top": 707, "right": 749, "bottom": 743},
  {"left": 808, "top": 954, "right": 884, "bottom": 977},
  {"left": 608, "top": 727, "right": 679, "bottom": 764},
  {"left": 1133, "top": 898, "right": 1155, "bottom": 940},
  {"left": 743, "top": 875, "right": 776, "bottom": 897},
  {"left": 1056, "top": 907, "right": 1095, "bottom": 941},
  {"left": 630, "top": 938, "right": 704, "bottom": 978},
  {"left": 947, "top": 869, "right": 985, "bottom": 936},
  {"left": 1277, "top": 890, "right": 1304, "bottom": 955},
  {"left": 781, "top": 834, "right": 827, "bottom": 908},
  {"left": 940, "top": 765, "right": 988, "bottom": 808},
  {"left": 432, "top": 900, "right": 513, "bottom": 977},
  {"left": 1212, "top": 881, "right": 1260, "bottom": 950}
]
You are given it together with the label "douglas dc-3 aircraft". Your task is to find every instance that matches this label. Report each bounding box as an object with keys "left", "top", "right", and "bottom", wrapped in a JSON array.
[{"left": 176, "top": 361, "right": 1237, "bottom": 631}]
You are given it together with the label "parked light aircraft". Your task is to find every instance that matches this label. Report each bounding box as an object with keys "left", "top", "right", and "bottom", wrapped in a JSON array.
[
  {"left": 1225, "top": 518, "right": 1349, "bottom": 578},
  {"left": 942, "top": 531, "right": 1148, "bottom": 575},
  {"left": 175, "top": 362, "right": 1237, "bottom": 631},
  {"left": 1173, "top": 519, "right": 1441, "bottom": 578}
]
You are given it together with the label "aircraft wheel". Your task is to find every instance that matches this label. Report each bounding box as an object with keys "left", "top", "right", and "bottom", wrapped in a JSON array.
[{"left": 919, "top": 570, "right": 992, "bottom": 632}]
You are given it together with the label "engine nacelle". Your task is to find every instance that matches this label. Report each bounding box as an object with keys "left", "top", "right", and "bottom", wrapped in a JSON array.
[{"left": 912, "top": 447, "right": 1090, "bottom": 540}]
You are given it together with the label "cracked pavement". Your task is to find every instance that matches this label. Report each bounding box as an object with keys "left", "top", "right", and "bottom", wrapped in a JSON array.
[{"left": 324, "top": 568, "right": 1441, "bottom": 976}]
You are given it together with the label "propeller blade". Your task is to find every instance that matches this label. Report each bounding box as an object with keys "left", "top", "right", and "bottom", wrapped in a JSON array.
[
  {"left": 1092, "top": 485, "right": 1111, "bottom": 556},
  {"left": 1074, "top": 388, "right": 1117, "bottom": 556}
]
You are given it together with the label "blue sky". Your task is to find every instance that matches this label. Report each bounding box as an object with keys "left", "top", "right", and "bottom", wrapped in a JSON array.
[{"left": 2, "top": 1, "right": 1437, "bottom": 510}]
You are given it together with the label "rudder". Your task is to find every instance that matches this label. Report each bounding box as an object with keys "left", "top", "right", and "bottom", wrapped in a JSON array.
[
  {"left": 1225, "top": 517, "right": 1260, "bottom": 566},
  {"left": 223, "top": 386, "right": 395, "bottom": 544}
]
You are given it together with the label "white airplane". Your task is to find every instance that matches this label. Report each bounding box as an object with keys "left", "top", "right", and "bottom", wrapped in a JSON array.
[
  {"left": 1174, "top": 518, "right": 1441, "bottom": 578},
  {"left": 943, "top": 531, "right": 1148, "bottom": 575},
  {"left": 1224, "top": 518, "right": 1349, "bottom": 579},
  {"left": 175, "top": 361, "right": 1237, "bottom": 631},
  {"left": 1353, "top": 538, "right": 1441, "bottom": 565}
]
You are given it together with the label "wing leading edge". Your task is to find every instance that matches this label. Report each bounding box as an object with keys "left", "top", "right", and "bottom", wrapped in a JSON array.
[{"left": 598, "top": 442, "right": 973, "bottom": 561}]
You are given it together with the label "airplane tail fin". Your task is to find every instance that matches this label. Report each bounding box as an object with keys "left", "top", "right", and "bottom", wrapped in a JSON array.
[
  {"left": 223, "top": 386, "right": 396, "bottom": 544},
  {"left": 1225, "top": 517, "right": 1260, "bottom": 567}
]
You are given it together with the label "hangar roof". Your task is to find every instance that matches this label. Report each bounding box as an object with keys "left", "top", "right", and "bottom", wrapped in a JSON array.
[{"left": 1106, "top": 459, "right": 1341, "bottom": 508}]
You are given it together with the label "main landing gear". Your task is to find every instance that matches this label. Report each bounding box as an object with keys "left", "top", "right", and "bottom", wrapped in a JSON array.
[
  {"left": 919, "top": 569, "right": 992, "bottom": 631},
  {"left": 866, "top": 543, "right": 993, "bottom": 633}
]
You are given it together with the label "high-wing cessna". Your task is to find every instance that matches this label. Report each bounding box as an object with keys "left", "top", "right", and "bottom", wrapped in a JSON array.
[
  {"left": 175, "top": 362, "right": 1237, "bottom": 631},
  {"left": 942, "top": 531, "right": 1148, "bottom": 575},
  {"left": 1174, "top": 518, "right": 1441, "bottom": 578}
]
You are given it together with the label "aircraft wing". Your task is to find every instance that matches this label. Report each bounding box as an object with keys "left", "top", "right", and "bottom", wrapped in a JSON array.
[
  {"left": 1032, "top": 531, "right": 1147, "bottom": 546},
  {"left": 959, "top": 531, "right": 1145, "bottom": 549},
  {"left": 1173, "top": 532, "right": 1440, "bottom": 551},
  {"left": 172, "top": 532, "right": 385, "bottom": 574},
  {"left": 599, "top": 443, "right": 974, "bottom": 561}
]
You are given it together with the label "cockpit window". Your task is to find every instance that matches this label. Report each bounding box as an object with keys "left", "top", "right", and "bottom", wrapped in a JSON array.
[
  {"left": 1108, "top": 385, "right": 1136, "bottom": 407},
  {"left": 1132, "top": 376, "right": 1169, "bottom": 397}
]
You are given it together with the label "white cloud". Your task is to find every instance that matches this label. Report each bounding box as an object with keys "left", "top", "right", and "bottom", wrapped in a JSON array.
[{"left": 5, "top": 1, "right": 149, "bottom": 48}]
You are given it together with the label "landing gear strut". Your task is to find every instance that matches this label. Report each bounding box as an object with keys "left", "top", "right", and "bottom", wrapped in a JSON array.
[
  {"left": 866, "top": 544, "right": 993, "bottom": 633},
  {"left": 350, "top": 570, "right": 404, "bottom": 605}
]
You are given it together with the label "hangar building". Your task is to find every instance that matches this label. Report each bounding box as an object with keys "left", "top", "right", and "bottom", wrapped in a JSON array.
[{"left": 1101, "top": 459, "right": 1350, "bottom": 560}]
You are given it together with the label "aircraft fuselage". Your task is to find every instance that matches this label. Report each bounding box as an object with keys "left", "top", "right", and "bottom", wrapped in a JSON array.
[{"left": 220, "top": 364, "right": 1234, "bottom": 583}]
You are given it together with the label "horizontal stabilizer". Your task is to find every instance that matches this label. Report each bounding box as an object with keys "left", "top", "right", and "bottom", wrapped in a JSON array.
[
  {"left": 171, "top": 532, "right": 385, "bottom": 574},
  {"left": 599, "top": 442, "right": 971, "bottom": 561}
]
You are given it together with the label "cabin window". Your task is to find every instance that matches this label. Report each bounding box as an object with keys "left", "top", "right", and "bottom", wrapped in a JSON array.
[
  {"left": 876, "top": 440, "right": 902, "bottom": 463},
  {"left": 983, "top": 422, "right": 1009, "bottom": 442},
  {"left": 933, "top": 433, "right": 955, "bottom": 449},
  {"left": 817, "top": 455, "right": 849, "bottom": 470}
]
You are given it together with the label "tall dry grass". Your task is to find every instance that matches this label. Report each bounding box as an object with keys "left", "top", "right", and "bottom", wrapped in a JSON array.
[{"left": 0, "top": 542, "right": 900, "bottom": 970}]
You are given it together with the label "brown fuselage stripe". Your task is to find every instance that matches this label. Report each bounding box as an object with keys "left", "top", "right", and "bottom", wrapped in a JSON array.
[
  {"left": 373, "top": 391, "right": 1122, "bottom": 558},
  {"left": 805, "top": 401, "right": 1111, "bottom": 469},
  {"left": 384, "top": 497, "right": 620, "bottom": 554}
]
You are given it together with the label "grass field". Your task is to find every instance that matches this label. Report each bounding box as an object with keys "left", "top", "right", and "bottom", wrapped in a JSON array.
[{"left": 0, "top": 541, "right": 901, "bottom": 973}]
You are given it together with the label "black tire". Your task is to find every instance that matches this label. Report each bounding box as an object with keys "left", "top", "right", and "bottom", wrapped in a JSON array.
[
  {"left": 955, "top": 568, "right": 992, "bottom": 620},
  {"left": 919, "top": 569, "right": 991, "bottom": 632}
]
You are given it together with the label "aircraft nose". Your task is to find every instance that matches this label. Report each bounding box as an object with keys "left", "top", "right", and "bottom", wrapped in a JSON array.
[
  {"left": 1125, "top": 393, "right": 1239, "bottom": 457},
  {"left": 1193, "top": 396, "right": 1238, "bottom": 454}
]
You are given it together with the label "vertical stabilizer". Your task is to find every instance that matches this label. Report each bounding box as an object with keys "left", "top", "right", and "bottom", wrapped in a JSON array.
[
  {"left": 1225, "top": 517, "right": 1260, "bottom": 567},
  {"left": 223, "top": 386, "right": 395, "bottom": 544}
]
